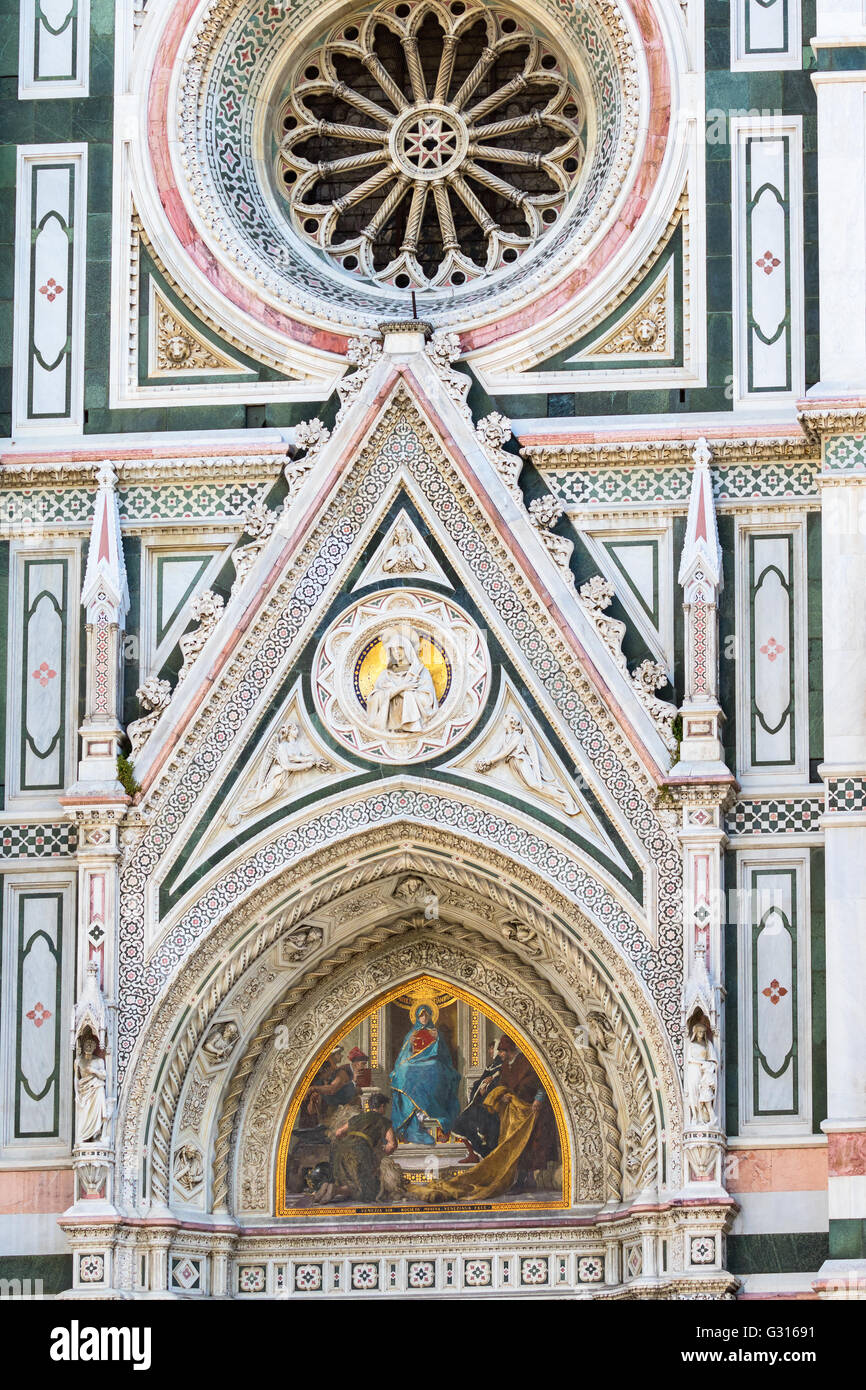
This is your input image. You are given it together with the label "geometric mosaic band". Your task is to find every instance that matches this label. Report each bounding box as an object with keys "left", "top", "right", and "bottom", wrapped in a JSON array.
[
  {"left": 2, "top": 460, "right": 823, "bottom": 536},
  {"left": 1, "top": 481, "right": 269, "bottom": 532},
  {"left": 545, "top": 460, "right": 818, "bottom": 508},
  {"left": 725, "top": 798, "right": 823, "bottom": 835},
  {"left": 826, "top": 778, "right": 866, "bottom": 814},
  {"left": 0, "top": 823, "right": 78, "bottom": 856},
  {"left": 823, "top": 434, "right": 866, "bottom": 473}
]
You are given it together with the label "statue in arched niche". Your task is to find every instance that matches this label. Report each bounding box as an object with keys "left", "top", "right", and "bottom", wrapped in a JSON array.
[
  {"left": 71, "top": 962, "right": 110, "bottom": 1145},
  {"left": 685, "top": 1011, "right": 718, "bottom": 1128},
  {"left": 74, "top": 1032, "right": 109, "bottom": 1144}
]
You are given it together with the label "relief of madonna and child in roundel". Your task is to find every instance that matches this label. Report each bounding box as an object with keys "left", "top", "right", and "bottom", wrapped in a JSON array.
[
  {"left": 276, "top": 976, "right": 568, "bottom": 1216},
  {"left": 312, "top": 590, "right": 491, "bottom": 762}
]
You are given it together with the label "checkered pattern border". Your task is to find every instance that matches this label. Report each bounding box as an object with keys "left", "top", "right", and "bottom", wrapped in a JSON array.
[
  {"left": 827, "top": 778, "right": 866, "bottom": 813},
  {"left": 725, "top": 799, "right": 823, "bottom": 835},
  {"left": 0, "top": 823, "right": 78, "bottom": 856}
]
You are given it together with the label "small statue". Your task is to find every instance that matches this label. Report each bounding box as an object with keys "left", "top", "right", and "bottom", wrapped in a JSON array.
[
  {"left": 586, "top": 1011, "right": 614, "bottom": 1051},
  {"left": 74, "top": 1033, "right": 109, "bottom": 1144},
  {"left": 174, "top": 1143, "right": 204, "bottom": 1194},
  {"left": 393, "top": 875, "right": 426, "bottom": 904},
  {"left": 281, "top": 923, "right": 324, "bottom": 959},
  {"left": 365, "top": 627, "right": 438, "bottom": 734},
  {"left": 685, "top": 1014, "right": 718, "bottom": 1128},
  {"left": 501, "top": 920, "right": 542, "bottom": 957}
]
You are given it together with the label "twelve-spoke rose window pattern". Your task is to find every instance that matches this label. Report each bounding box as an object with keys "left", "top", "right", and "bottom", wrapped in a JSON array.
[{"left": 276, "top": 0, "right": 587, "bottom": 290}]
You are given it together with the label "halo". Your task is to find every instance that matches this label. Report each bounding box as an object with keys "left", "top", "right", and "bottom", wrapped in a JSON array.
[
  {"left": 410, "top": 998, "right": 439, "bottom": 1025},
  {"left": 355, "top": 631, "right": 451, "bottom": 705}
]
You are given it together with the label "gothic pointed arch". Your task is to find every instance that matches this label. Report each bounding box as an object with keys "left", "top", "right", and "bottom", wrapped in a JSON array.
[
  {"left": 114, "top": 351, "right": 688, "bottom": 1132},
  {"left": 112, "top": 826, "right": 682, "bottom": 1219}
]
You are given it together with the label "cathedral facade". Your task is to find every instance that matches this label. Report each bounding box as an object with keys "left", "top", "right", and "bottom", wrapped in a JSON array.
[{"left": 0, "top": 0, "right": 864, "bottom": 1302}]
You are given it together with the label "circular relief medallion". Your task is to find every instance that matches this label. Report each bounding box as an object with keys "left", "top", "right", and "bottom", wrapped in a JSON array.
[{"left": 313, "top": 590, "right": 490, "bottom": 762}]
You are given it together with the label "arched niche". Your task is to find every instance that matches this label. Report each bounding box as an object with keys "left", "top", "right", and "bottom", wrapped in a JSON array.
[
  {"left": 114, "top": 829, "right": 681, "bottom": 1215},
  {"left": 231, "top": 928, "right": 628, "bottom": 1217},
  {"left": 274, "top": 971, "right": 571, "bottom": 1217}
]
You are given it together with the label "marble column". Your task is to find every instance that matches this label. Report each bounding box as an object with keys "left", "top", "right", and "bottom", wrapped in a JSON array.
[
  {"left": 805, "top": 0, "right": 866, "bottom": 1296},
  {"left": 815, "top": 461, "right": 866, "bottom": 1295}
]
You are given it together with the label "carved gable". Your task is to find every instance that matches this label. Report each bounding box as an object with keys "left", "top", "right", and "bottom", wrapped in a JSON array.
[{"left": 115, "top": 338, "right": 685, "bottom": 1092}]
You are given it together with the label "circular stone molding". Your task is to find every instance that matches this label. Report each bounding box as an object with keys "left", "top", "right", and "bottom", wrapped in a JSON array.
[
  {"left": 136, "top": 0, "right": 678, "bottom": 350},
  {"left": 275, "top": 0, "right": 586, "bottom": 291},
  {"left": 312, "top": 589, "right": 490, "bottom": 761}
]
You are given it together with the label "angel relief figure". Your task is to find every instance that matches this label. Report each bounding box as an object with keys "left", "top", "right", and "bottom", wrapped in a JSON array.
[
  {"left": 475, "top": 713, "right": 580, "bottom": 817},
  {"left": 382, "top": 523, "right": 427, "bottom": 575},
  {"left": 227, "top": 720, "right": 332, "bottom": 825}
]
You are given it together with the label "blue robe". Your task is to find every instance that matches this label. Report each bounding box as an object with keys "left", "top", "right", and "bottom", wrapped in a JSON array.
[{"left": 389, "top": 1023, "right": 460, "bottom": 1145}]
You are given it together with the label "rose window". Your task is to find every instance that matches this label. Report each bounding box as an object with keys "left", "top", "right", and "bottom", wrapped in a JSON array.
[{"left": 276, "top": 0, "right": 587, "bottom": 290}]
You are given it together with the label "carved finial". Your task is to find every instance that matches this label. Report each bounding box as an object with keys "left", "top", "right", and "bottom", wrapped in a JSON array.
[
  {"left": 96, "top": 461, "right": 117, "bottom": 491},
  {"left": 335, "top": 335, "right": 384, "bottom": 423},
  {"left": 475, "top": 412, "right": 524, "bottom": 500},
  {"left": 136, "top": 675, "right": 172, "bottom": 714},
  {"left": 292, "top": 418, "right": 330, "bottom": 457},
  {"left": 81, "top": 460, "right": 129, "bottom": 620},
  {"left": 577, "top": 575, "right": 627, "bottom": 669},
  {"left": 692, "top": 435, "right": 712, "bottom": 470},
  {"left": 127, "top": 676, "right": 173, "bottom": 760},
  {"left": 242, "top": 493, "right": 277, "bottom": 540},
  {"left": 630, "top": 659, "right": 678, "bottom": 750},
  {"left": 476, "top": 411, "right": 512, "bottom": 452},
  {"left": 427, "top": 330, "right": 462, "bottom": 370},
  {"left": 679, "top": 435, "right": 722, "bottom": 589},
  {"left": 528, "top": 495, "right": 575, "bottom": 590},
  {"left": 176, "top": 590, "right": 225, "bottom": 684},
  {"left": 229, "top": 494, "right": 279, "bottom": 598},
  {"left": 426, "top": 331, "right": 471, "bottom": 417},
  {"left": 282, "top": 420, "right": 331, "bottom": 508},
  {"left": 346, "top": 334, "right": 383, "bottom": 371},
  {"left": 528, "top": 495, "right": 564, "bottom": 530}
]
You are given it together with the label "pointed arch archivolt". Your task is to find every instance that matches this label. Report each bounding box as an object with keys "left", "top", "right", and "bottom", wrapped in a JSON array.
[
  {"left": 114, "top": 826, "right": 683, "bottom": 1215},
  {"left": 235, "top": 932, "right": 613, "bottom": 1214},
  {"left": 115, "top": 386, "right": 684, "bottom": 1092}
]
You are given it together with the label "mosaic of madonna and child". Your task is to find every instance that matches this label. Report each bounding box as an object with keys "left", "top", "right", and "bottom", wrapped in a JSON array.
[{"left": 277, "top": 976, "right": 567, "bottom": 1215}]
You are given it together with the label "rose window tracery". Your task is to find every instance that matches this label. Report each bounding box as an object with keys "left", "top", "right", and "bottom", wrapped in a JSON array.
[{"left": 276, "top": 0, "right": 587, "bottom": 289}]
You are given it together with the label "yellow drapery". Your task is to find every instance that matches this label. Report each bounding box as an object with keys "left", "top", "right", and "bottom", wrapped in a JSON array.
[{"left": 420, "top": 1085, "right": 536, "bottom": 1204}]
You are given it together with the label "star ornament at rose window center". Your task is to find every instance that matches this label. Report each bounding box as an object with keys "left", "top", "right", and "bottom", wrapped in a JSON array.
[{"left": 405, "top": 117, "right": 458, "bottom": 168}]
